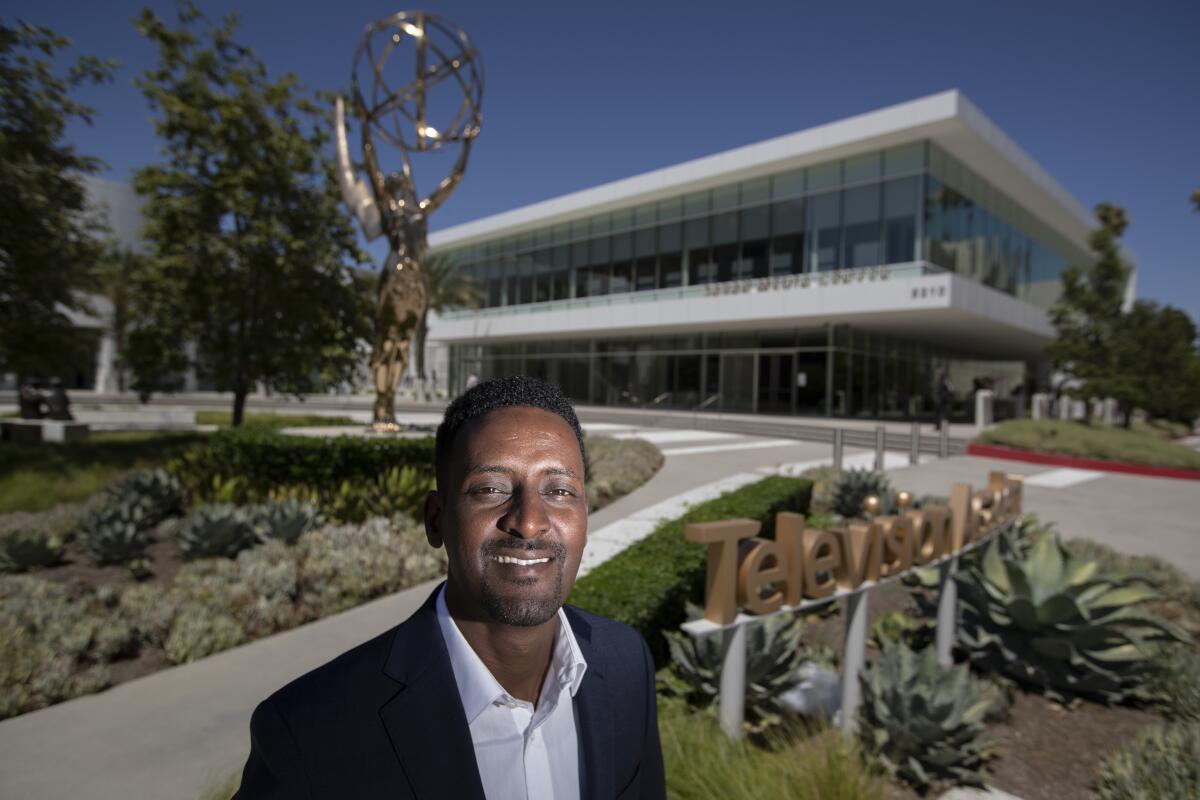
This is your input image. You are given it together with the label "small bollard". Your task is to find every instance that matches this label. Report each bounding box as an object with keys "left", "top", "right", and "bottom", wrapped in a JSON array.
[
  {"left": 938, "top": 423, "right": 949, "bottom": 459},
  {"left": 909, "top": 421, "right": 920, "bottom": 464},
  {"left": 840, "top": 590, "right": 869, "bottom": 735},
  {"left": 833, "top": 428, "right": 844, "bottom": 473},
  {"left": 873, "top": 425, "right": 886, "bottom": 472}
]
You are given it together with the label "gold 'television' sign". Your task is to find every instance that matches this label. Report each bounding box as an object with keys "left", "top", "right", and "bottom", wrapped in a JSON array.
[{"left": 684, "top": 471, "right": 1024, "bottom": 625}]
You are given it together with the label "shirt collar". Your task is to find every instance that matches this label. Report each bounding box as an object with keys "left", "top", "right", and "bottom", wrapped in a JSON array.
[{"left": 435, "top": 582, "right": 588, "bottom": 724}]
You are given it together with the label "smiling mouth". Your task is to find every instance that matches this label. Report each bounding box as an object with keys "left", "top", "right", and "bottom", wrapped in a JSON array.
[{"left": 492, "top": 555, "right": 552, "bottom": 566}]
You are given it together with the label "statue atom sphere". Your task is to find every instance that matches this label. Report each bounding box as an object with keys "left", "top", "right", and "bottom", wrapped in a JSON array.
[{"left": 335, "top": 11, "right": 483, "bottom": 428}]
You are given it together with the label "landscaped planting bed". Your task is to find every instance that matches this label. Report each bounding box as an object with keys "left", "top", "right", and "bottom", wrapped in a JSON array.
[
  {"left": 976, "top": 419, "right": 1200, "bottom": 470},
  {"left": 0, "top": 429, "right": 663, "bottom": 720}
]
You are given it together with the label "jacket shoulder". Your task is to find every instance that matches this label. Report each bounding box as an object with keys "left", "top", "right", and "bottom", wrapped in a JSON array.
[{"left": 264, "top": 624, "right": 399, "bottom": 723}]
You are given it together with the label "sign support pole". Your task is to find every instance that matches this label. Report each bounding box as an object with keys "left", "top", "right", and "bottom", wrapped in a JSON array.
[
  {"left": 718, "top": 623, "right": 747, "bottom": 739},
  {"left": 839, "top": 590, "right": 869, "bottom": 736},
  {"left": 833, "top": 428, "right": 844, "bottom": 474},
  {"left": 935, "top": 555, "right": 960, "bottom": 666},
  {"left": 909, "top": 421, "right": 920, "bottom": 464}
]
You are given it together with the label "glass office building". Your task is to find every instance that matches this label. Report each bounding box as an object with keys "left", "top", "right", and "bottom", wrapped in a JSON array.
[{"left": 428, "top": 92, "right": 1126, "bottom": 419}]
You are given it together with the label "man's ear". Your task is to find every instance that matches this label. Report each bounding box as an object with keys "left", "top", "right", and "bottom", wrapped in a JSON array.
[{"left": 424, "top": 490, "right": 444, "bottom": 548}]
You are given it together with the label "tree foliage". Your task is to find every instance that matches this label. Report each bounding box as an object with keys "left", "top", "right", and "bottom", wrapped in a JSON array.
[
  {"left": 0, "top": 20, "right": 115, "bottom": 377},
  {"left": 1045, "top": 203, "right": 1135, "bottom": 420},
  {"left": 1047, "top": 202, "right": 1200, "bottom": 425},
  {"left": 127, "top": 4, "right": 371, "bottom": 423}
]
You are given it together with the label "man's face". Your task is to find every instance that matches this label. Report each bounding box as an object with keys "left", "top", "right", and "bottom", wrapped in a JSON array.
[{"left": 426, "top": 406, "right": 588, "bottom": 627}]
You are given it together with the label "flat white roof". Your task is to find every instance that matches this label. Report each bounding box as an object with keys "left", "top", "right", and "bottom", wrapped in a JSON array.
[{"left": 429, "top": 90, "right": 1096, "bottom": 255}]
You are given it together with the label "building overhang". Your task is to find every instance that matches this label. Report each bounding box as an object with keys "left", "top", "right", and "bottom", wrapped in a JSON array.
[
  {"left": 429, "top": 264, "right": 1054, "bottom": 361},
  {"left": 429, "top": 90, "right": 1099, "bottom": 259}
]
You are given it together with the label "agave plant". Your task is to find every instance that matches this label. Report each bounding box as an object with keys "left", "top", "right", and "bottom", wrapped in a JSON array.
[
  {"left": 0, "top": 528, "right": 65, "bottom": 572},
  {"left": 250, "top": 499, "right": 322, "bottom": 545},
  {"left": 955, "top": 530, "right": 1189, "bottom": 704},
  {"left": 109, "top": 468, "right": 186, "bottom": 526},
  {"left": 662, "top": 606, "right": 806, "bottom": 733},
  {"left": 858, "top": 641, "right": 993, "bottom": 790},
  {"left": 831, "top": 468, "right": 893, "bottom": 518},
  {"left": 78, "top": 499, "right": 154, "bottom": 565},
  {"left": 176, "top": 504, "right": 260, "bottom": 560}
]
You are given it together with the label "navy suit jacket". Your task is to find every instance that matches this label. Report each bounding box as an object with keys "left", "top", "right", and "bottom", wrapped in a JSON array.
[{"left": 233, "top": 588, "right": 666, "bottom": 799}]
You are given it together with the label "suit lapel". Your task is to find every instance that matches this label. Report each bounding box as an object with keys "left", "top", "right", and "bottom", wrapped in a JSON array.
[
  {"left": 567, "top": 608, "right": 614, "bottom": 800},
  {"left": 378, "top": 590, "right": 486, "bottom": 800}
]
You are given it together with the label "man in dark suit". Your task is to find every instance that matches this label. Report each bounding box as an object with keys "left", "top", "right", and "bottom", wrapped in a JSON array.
[{"left": 233, "top": 376, "right": 665, "bottom": 799}]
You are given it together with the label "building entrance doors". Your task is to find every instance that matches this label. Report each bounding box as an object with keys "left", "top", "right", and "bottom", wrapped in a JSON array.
[{"left": 756, "top": 353, "right": 795, "bottom": 415}]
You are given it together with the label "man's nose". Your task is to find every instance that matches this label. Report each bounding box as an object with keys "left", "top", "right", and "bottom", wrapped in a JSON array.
[{"left": 501, "top": 486, "right": 551, "bottom": 539}]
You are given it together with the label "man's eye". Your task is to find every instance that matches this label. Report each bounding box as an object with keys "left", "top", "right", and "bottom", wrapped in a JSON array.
[
  {"left": 471, "top": 486, "right": 506, "bottom": 495},
  {"left": 546, "top": 487, "right": 576, "bottom": 497}
]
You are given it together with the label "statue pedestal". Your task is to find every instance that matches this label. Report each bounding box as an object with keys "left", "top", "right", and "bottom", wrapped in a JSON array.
[{"left": 1, "top": 419, "right": 90, "bottom": 443}]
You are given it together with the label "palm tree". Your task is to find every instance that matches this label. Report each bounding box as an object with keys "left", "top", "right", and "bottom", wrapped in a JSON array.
[{"left": 416, "top": 254, "right": 484, "bottom": 390}]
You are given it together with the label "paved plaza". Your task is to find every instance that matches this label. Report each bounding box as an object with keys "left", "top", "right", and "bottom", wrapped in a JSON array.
[{"left": 0, "top": 417, "right": 1196, "bottom": 799}]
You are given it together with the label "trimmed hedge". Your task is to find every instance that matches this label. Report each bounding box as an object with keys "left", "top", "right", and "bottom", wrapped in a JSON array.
[
  {"left": 569, "top": 475, "right": 812, "bottom": 664},
  {"left": 169, "top": 429, "right": 436, "bottom": 496}
]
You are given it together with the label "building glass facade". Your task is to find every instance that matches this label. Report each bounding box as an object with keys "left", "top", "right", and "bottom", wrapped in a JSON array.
[
  {"left": 435, "top": 137, "right": 1087, "bottom": 419},
  {"left": 439, "top": 140, "right": 1089, "bottom": 314},
  {"left": 449, "top": 326, "right": 1027, "bottom": 420}
]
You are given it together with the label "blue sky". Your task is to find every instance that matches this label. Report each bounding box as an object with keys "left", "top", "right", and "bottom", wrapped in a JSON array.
[{"left": 9, "top": 0, "right": 1200, "bottom": 323}]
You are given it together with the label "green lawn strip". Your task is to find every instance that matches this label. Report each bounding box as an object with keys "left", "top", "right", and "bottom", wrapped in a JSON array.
[
  {"left": 0, "top": 432, "right": 206, "bottom": 513},
  {"left": 569, "top": 475, "right": 811, "bottom": 665},
  {"left": 195, "top": 410, "right": 359, "bottom": 429},
  {"left": 977, "top": 420, "right": 1200, "bottom": 470}
]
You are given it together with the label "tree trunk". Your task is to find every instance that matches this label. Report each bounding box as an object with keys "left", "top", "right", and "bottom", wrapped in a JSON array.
[
  {"left": 1122, "top": 407, "right": 1132, "bottom": 429},
  {"left": 232, "top": 385, "right": 248, "bottom": 427}
]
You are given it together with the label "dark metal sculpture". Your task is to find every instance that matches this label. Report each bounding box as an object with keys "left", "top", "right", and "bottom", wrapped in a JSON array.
[{"left": 335, "top": 11, "right": 483, "bottom": 429}]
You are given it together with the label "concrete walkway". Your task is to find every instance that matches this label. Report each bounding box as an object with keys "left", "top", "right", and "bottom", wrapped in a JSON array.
[{"left": 3, "top": 422, "right": 1196, "bottom": 799}]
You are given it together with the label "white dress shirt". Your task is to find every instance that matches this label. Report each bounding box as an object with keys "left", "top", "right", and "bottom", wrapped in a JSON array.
[{"left": 435, "top": 584, "right": 588, "bottom": 800}]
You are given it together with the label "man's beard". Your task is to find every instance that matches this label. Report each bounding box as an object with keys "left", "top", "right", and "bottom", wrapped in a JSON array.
[{"left": 478, "top": 537, "right": 568, "bottom": 627}]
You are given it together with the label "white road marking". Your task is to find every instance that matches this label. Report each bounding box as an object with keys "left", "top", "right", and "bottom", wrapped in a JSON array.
[
  {"left": 660, "top": 439, "right": 799, "bottom": 456},
  {"left": 611, "top": 429, "right": 740, "bottom": 444},
  {"left": 761, "top": 451, "right": 931, "bottom": 475},
  {"left": 1024, "top": 468, "right": 1103, "bottom": 488},
  {"left": 578, "top": 471, "right": 762, "bottom": 577}
]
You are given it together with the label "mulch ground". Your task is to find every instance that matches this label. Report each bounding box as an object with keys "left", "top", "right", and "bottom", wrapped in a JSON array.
[{"left": 795, "top": 580, "right": 1165, "bottom": 799}]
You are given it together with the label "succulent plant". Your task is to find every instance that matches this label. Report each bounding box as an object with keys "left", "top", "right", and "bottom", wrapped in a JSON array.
[
  {"left": 1095, "top": 720, "right": 1200, "bottom": 800},
  {"left": 164, "top": 603, "right": 246, "bottom": 664},
  {"left": 250, "top": 499, "right": 321, "bottom": 545},
  {"left": 0, "top": 528, "right": 65, "bottom": 572},
  {"left": 77, "top": 498, "right": 153, "bottom": 565},
  {"left": 175, "top": 503, "right": 260, "bottom": 560},
  {"left": 109, "top": 468, "right": 186, "bottom": 526},
  {"left": 662, "top": 606, "right": 806, "bottom": 733},
  {"left": 955, "top": 530, "right": 1189, "bottom": 704},
  {"left": 858, "top": 641, "right": 993, "bottom": 790},
  {"left": 870, "top": 610, "right": 935, "bottom": 652},
  {"left": 831, "top": 468, "right": 893, "bottom": 518}
]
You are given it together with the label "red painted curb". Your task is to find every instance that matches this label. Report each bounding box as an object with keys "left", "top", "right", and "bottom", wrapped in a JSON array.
[{"left": 966, "top": 442, "right": 1200, "bottom": 481}]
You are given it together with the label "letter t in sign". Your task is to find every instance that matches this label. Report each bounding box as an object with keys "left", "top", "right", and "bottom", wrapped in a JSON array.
[{"left": 685, "top": 519, "right": 760, "bottom": 624}]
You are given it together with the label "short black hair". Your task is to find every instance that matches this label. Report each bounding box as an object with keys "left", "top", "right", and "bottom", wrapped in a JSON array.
[{"left": 434, "top": 375, "right": 587, "bottom": 487}]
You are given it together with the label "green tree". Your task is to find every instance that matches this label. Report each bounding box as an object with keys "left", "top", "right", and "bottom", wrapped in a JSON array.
[
  {"left": 127, "top": 4, "right": 370, "bottom": 424},
  {"left": 1117, "top": 302, "right": 1200, "bottom": 424},
  {"left": 414, "top": 254, "right": 483, "bottom": 387},
  {"left": 0, "top": 21, "right": 114, "bottom": 379},
  {"left": 1045, "top": 203, "right": 1137, "bottom": 425}
]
